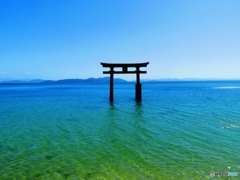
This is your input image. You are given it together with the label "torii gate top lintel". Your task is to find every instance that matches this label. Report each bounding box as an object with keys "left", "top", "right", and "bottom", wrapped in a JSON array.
[
  {"left": 100, "top": 62, "right": 149, "bottom": 74},
  {"left": 100, "top": 62, "right": 149, "bottom": 68}
]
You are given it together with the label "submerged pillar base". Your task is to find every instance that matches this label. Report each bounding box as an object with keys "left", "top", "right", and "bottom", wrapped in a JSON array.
[
  {"left": 110, "top": 85, "right": 114, "bottom": 102},
  {"left": 110, "top": 73, "right": 114, "bottom": 102},
  {"left": 135, "top": 84, "right": 142, "bottom": 101}
]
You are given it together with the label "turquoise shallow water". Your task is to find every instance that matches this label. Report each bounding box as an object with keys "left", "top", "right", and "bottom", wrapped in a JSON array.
[{"left": 0, "top": 81, "right": 240, "bottom": 179}]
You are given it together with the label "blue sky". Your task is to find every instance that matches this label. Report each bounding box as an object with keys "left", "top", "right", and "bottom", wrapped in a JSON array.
[{"left": 0, "top": 0, "right": 240, "bottom": 80}]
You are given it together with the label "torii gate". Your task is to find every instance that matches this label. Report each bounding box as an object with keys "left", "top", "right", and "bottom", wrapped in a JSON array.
[{"left": 100, "top": 62, "right": 149, "bottom": 102}]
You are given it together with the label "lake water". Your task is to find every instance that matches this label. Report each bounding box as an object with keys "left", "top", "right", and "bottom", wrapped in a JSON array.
[{"left": 0, "top": 81, "right": 240, "bottom": 179}]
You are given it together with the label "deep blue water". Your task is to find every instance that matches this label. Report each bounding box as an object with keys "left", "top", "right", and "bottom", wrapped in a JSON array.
[{"left": 0, "top": 81, "right": 240, "bottom": 179}]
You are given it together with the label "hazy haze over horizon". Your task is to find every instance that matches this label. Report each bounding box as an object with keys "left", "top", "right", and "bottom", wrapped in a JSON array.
[{"left": 0, "top": 0, "right": 240, "bottom": 80}]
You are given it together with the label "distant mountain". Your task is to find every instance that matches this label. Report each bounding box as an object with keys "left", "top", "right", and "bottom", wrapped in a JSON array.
[
  {"left": 0, "top": 77, "right": 128, "bottom": 84},
  {"left": 2, "top": 77, "right": 239, "bottom": 84},
  {"left": 41, "top": 77, "right": 128, "bottom": 84}
]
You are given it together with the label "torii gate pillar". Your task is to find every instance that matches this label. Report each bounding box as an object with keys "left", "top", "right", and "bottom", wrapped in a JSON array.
[
  {"left": 135, "top": 67, "right": 142, "bottom": 101},
  {"left": 100, "top": 62, "right": 149, "bottom": 102},
  {"left": 110, "top": 67, "right": 114, "bottom": 102}
]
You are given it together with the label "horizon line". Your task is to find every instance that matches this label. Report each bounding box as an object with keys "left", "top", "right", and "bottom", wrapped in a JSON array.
[{"left": 1, "top": 77, "right": 240, "bottom": 83}]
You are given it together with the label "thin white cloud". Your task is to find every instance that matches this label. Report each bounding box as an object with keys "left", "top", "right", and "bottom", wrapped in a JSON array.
[{"left": 25, "top": 72, "right": 32, "bottom": 75}]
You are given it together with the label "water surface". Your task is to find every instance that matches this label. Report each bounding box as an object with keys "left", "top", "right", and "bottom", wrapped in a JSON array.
[{"left": 0, "top": 81, "right": 240, "bottom": 179}]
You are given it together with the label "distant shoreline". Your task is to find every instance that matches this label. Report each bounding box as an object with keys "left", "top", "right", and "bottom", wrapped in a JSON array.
[{"left": 1, "top": 78, "right": 240, "bottom": 84}]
